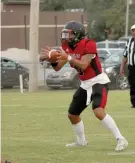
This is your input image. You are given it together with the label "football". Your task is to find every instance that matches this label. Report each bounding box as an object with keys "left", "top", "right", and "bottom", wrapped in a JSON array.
[{"left": 48, "top": 49, "right": 60, "bottom": 63}]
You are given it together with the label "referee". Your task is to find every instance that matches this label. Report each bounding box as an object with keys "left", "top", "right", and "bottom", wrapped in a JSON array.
[{"left": 120, "top": 24, "right": 135, "bottom": 108}]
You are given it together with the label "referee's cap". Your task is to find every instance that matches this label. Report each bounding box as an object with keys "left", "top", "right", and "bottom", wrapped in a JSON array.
[{"left": 131, "top": 24, "right": 135, "bottom": 30}]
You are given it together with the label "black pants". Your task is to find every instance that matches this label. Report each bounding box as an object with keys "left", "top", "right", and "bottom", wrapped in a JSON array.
[
  {"left": 68, "top": 84, "right": 108, "bottom": 115},
  {"left": 128, "top": 65, "right": 135, "bottom": 107}
]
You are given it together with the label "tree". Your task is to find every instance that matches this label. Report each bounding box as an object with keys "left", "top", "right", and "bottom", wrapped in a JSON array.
[
  {"left": 86, "top": 0, "right": 135, "bottom": 40},
  {"left": 40, "top": 0, "right": 135, "bottom": 40},
  {"left": 40, "top": 0, "right": 84, "bottom": 11}
]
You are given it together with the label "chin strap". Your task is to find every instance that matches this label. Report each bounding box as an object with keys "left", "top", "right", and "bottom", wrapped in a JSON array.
[{"left": 84, "top": 33, "right": 88, "bottom": 37}]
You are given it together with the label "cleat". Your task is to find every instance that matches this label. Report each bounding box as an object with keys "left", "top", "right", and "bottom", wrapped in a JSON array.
[
  {"left": 66, "top": 141, "right": 88, "bottom": 147},
  {"left": 115, "top": 138, "right": 128, "bottom": 151}
]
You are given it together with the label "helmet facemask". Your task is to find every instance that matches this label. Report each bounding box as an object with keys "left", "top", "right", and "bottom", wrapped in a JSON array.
[{"left": 61, "top": 29, "right": 80, "bottom": 46}]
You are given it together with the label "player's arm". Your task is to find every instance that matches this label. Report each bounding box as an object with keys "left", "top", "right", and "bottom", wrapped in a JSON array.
[
  {"left": 57, "top": 53, "right": 95, "bottom": 71},
  {"left": 69, "top": 54, "right": 95, "bottom": 71},
  {"left": 51, "top": 60, "right": 67, "bottom": 71},
  {"left": 120, "top": 41, "right": 128, "bottom": 76},
  {"left": 57, "top": 41, "right": 96, "bottom": 71}
]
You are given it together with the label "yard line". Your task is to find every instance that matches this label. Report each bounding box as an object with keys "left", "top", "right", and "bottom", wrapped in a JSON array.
[
  {"left": 3, "top": 137, "right": 50, "bottom": 143},
  {"left": 2, "top": 97, "right": 70, "bottom": 101},
  {"left": 2, "top": 104, "right": 135, "bottom": 117},
  {"left": 5, "top": 112, "right": 67, "bottom": 116},
  {"left": 2, "top": 97, "right": 55, "bottom": 100},
  {"left": 107, "top": 151, "right": 135, "bottom": 155},
  {"left": 1, "top": 104, "right": 67, "bottom": 108},
  {"left": 112, "top": 115, "right": 135, "bottom": 118},
  {"left": 1, "top": 104, "right": 23, "bottom": 107}
]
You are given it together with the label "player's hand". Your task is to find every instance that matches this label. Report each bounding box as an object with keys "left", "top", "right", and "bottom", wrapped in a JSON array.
[
  {"left": 39, "top": 46, "right": 51, "bottom": 61},
  {"left": 57, "top": 51, "right": 68, "bottom": 61}
]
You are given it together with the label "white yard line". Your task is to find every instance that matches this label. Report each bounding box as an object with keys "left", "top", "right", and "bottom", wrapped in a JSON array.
[
  {"left": 2, "top": 104, "right": 135, "bottom": 118},
  {"left": 1, "top": 104, "right": 67, "bottom": 107},
  {"left": 4, "top": 112, "right": 67, "bottom": 116},
  {"left": 113, "top": 115, "right": 135, "bottom": 118},
  {"left": 107, "top": 151, "right": 135, "bottom": 155},
  {"left": 1, "top": 104, "right": 23, "bottom": 107},
  {"left": 3, "top": 137, "right": 49, "bottom": 143},
  {"left": 2, "top": 97, "right": 54, "bottom": 100}
]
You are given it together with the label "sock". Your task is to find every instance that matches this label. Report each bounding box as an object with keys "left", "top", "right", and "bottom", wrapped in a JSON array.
[
  {"left": 72, "top": 120, "right": 86, "bottom": 144},
  {"left": 101, "top": 114, "right": 124, "bottom": 140}
]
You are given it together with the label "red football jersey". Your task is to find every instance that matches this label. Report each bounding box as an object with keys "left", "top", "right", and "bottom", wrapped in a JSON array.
[{"left": 62, "top": 39, "right": 102, "bottom": 81}]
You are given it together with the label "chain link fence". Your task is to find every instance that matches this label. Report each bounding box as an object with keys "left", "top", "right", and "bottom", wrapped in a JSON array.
[{"left": 1, "top": 1, "right": 134, "bottom": 91}]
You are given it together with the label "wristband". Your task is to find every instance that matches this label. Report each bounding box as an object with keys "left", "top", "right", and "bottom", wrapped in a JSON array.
[{"left": 67, "top": 55, "right": 72, "bottom": 61}]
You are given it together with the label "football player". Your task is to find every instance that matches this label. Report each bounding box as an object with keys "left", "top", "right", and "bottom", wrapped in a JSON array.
[{"left": 40, "top": 21, "right": 128, "bottom": 151}]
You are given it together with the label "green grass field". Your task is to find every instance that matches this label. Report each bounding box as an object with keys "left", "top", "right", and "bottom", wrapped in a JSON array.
[{"left": 1, "top": 89, "right": 135, "bottom": 163}]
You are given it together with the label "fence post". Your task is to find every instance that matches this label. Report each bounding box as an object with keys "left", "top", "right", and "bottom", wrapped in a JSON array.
[
  {"left": 24, "top": 15, "right": 28, "bottom": 49},
  {"left": 54, "top": 15, "right": 58, "bottom": 46},
  {"left": 43, "top": 63, "right": 46, "bottom": 87},
  {"left": 19, "top": 74, "right": 24, "bottom": 93},
  {"left": 81, "top": 14, "right": 84, "bottom": 24}
]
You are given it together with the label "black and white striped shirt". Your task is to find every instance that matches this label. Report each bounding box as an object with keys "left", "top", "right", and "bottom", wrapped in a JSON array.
[{"left": 123, "top": 37, "right": 135, "bottom": 66}]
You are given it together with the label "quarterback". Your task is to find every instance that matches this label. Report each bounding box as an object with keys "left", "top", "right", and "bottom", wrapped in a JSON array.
[{"left": 40, "top": 21, "right": 128, "bottom": 151}]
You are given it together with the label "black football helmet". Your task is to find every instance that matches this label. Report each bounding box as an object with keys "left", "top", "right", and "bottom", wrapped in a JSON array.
[{"left": 61, "top": 21, "right": 86, "bottom": 46}]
